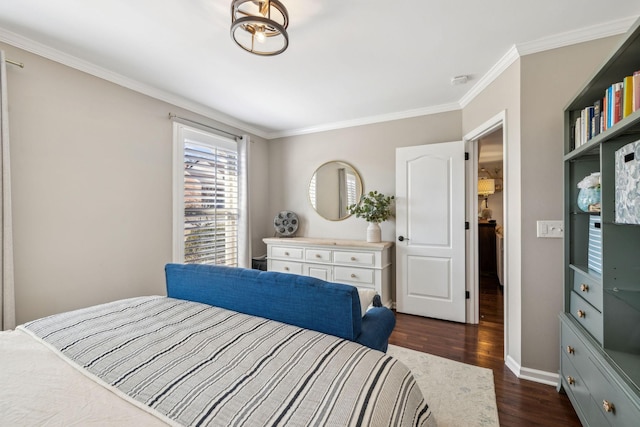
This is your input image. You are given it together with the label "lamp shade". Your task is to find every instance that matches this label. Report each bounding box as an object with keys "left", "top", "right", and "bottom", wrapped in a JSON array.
[{"left": 478, "top": 178, "right": 496, "bottom": 196}]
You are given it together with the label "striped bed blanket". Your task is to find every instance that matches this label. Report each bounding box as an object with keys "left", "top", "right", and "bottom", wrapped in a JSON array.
[{"left": 19, "top": 296, "right": 433, "bottom": 427}]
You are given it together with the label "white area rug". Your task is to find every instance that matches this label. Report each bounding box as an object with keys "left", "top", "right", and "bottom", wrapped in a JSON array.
[{"left": 387, "top": 345, "right": 500, "bottom": 427}]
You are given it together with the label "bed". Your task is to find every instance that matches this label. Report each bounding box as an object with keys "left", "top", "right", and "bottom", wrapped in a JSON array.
[{"left": 0, "top": 265, "right": 434, "bottom": 426}]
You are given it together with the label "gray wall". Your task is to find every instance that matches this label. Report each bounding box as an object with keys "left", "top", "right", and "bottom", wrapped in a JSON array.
[
  {"left": 266, "top": 112, "right": 462, "bottom": 252},
  {"left": 518, "top": 36, "right": 618, "bottom": 372},
  {"left": 3, "top": 42, "right": 270, "bottom": 324}
]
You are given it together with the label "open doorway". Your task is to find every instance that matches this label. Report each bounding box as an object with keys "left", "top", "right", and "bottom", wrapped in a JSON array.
[
  {"left": 464, "top": 111, "right": 508, "bottom": 360},
  {"left": 477, "top": 129, "right": 505, "bottom": 335}
]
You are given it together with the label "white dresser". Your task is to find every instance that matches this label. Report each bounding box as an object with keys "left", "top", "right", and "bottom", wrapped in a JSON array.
[{"left": 263, "top": 237, "right": 394, "bottom": 308}]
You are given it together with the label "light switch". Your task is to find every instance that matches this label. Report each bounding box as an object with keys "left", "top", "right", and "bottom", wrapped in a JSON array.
[{"left": 537, "top": 220, "right": 563, "bottom": 238}]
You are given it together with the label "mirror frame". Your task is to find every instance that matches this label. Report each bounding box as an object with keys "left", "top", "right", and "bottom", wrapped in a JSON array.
[{"left": 308, "top": 161, "right": 363, "bottom": 221}]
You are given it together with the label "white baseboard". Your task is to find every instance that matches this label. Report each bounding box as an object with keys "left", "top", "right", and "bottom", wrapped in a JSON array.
[{"left": 505, "top": 355, "right": 559, "bottom": 387}]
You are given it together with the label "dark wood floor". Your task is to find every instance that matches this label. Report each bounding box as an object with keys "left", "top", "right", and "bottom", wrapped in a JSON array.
[{"left": 389, "top": 274, "right": 582, "bottom": 427}]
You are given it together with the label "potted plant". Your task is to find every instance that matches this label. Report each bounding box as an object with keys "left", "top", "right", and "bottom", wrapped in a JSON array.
[{"left": 347, "top": 190, "right": 395, "bottom": 242}]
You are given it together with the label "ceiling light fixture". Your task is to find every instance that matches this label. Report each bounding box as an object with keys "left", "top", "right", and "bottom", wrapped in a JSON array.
[{"left": 231, "top": 0, "right": 289, "bottom": 56}]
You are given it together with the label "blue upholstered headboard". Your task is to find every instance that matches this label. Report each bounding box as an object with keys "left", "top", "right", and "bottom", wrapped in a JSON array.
[{"left": 165, "top": 263, "right": 362, "bottom": 341}]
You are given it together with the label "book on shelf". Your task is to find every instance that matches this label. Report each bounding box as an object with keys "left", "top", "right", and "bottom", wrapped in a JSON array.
[
  {"left": 571, "top": 70, "right": 640, "bottom": 150},
  {"left": 603, "top": 92, "right": 608, "bottom": 133},
  {"left": 593, "top": 99, "right": 601, "bottom": 137},
  {"left": 623, "top": 75, "right": 634, "bottom": 118},
  {"left": 634, "top": 70, "right": 640, "bottom": 113},
  {"left": 613, "top": 82, "right": 623, "bottom": 125}
]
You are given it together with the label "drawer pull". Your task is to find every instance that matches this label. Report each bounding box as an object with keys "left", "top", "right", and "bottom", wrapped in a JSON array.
[
  {"left": 567, "top": 376, "right": 575, "bottom": 385},
  {"left": 284, "top": 267, "right": 290, "bottom": 271},
  {"left": 351, "top": 274, "right": 357, "bottom": 278},
  {"left": 566, "top": 346, "right": 575, "bottom": 355},
  {"left": 602, "top": 400, "right": 614, "bottom": 413},
  {"left": 577, "top": 310, "right": 586, "bottom": 318},
  {"left": 580, "top": 283, "right": 589, "bottom": 292},
  {"left": 315, "top": 254, "right": 322, "bottom": 258},
  {"left": 351, "top": 256, "right": 356, "bottom": 261},
  {"left": 284, "top": 252, "right": 290, "bottom": 256}
]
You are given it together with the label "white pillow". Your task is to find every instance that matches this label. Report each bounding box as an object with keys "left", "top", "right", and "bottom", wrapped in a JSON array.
[{"left": 357, "top": 289, "right": 377, "bottom": 317}]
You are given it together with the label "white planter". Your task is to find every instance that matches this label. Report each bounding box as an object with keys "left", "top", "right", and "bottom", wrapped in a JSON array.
[{"left": 367, "top": 222, "right": 381, "bottom": 243}]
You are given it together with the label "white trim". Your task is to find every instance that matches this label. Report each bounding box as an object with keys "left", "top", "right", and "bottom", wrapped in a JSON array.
[
  {"left": 171, "top": 122, "right": 184, "bottom": 263},
  {"left": 517, "top": 16, "right": 637, "bottom": 56},
  {"left": 520, "top": 367, "right": 559, "bottom": 387},
  {"left": 268, "top": 103, "right": 461, "bottom": 139},
  {"left": 463, "top": 111, "right": 508, "bottom": 358},
  {"left": 0, "top": 28, "right": 268, "bottom": 140},
  {"left": 505, "top": 355, "right": 559, "bottom": 387},
  {"left": 459, "top": 46, "right": 520, "bottom": 109},
  {"left": 464, "top": 139, "right": 478, "bottom": 325},
  {"left": 172, "top": 123, "right": 186, "bottom": 263},
  {"left": 505, "top": 355, "right": 521, "bottom": 379}
]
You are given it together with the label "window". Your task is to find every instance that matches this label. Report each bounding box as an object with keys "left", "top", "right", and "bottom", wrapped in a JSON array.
[{"left": 173, "top": 124, "right": 243, "bottom": 266}]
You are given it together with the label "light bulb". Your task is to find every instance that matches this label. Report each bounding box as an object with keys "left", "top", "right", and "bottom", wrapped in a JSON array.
[{"left": 254, "top": 26, "right": 266, "bottom": 43}]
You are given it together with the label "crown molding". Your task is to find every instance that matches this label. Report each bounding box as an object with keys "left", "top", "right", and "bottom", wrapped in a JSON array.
[
  {"left": 268, "top": 102, "right": 461, "bottom": 139},
  {"left": 458, "top": 45, "right": 520, "bottom": 109},
  {"left": 516, "top": 15, "right": 638, "bottom": 56},
  {"left": 0, "top": 27, "right": 270, "bottom": 139}
]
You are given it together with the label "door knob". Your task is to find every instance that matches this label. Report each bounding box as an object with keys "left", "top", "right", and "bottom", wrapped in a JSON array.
[{"left": 398, "top": 236, "right": 409, "bottom": 242}]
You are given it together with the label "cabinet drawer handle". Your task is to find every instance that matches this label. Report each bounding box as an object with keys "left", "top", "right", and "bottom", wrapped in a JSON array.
[
  {"left": 284, "top": 267, "right": 290, "bottom": 271},
  {"left": 315, "top": 254, "right": 322, "bottom": 258},
  {"left": 567, "top": 376, "right": 575, "bottom": 385},
  {"left": 350, "top": 274, "right": 357, "bottom": 278},
  {"left": 284, "top": 252, "right": 290, "bottom": 256},
  {"left": 577, "top": 310, "right": 586, "bottom": 318},
  {"left": 566, "top": 346, "right": 575, "bottom": 355},
  {"left": 350, "top": 256, "right": 356, "bottom": 261},
  {"left": 580, "top": 284, "right": 589, "bottom": 292},
  {"left": 602, "top": 400, "right": 614, "bottom": 413}
]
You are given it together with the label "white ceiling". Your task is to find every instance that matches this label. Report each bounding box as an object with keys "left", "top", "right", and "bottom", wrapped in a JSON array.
[{"left": 1, "top": 1, "right": 639, "bottom": 139}]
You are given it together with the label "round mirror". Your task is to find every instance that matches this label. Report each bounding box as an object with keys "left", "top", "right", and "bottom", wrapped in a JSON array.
[{"left": 309, "top": 161, "right": 363, "bottom": 221}]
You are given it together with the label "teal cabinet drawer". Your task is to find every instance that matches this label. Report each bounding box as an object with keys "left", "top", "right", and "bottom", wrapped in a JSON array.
[
  {"left": 586, "top": 357, "right": 640, "bottom": 426},
  {"left": 570, "top": 291, "right": 603, "bottom": 343},
  {"left": 560, "top": 317, "right": 613, "bottom": 427},
  {"left": 561, "top": 353, "right": 593, "bottom": 423},
  {"left": 561, "top": 319, "right": 595, "bottom": 384},
  {"left": 572, "top": 269, "right": 602, "bottom": 312}
]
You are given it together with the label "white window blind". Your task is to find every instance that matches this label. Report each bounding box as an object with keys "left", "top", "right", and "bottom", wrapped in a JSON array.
[{"left": 180, "top": 129, "right": 239, "bottom": 266}]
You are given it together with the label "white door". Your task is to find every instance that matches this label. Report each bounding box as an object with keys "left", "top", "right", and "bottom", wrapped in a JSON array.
[{"left": 395, "top": 142, "right": 466, "bottom": 322}]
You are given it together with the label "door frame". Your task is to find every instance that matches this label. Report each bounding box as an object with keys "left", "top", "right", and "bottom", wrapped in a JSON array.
[{"left": 463, "top": 111, "right": 507, "bottom": 358}]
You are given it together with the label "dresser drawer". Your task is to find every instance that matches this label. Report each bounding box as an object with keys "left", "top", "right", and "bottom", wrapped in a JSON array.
[
  {"left": 271, "top": 246, "right": 303, "bottom": 260},
  {"left": 570, "top": 291, "right": 603, "bottom": 343},
  {"left": 572, "top": 269, "right": 603, "bottom": 312},
  {"left": 334, "top": 251, "right": 375, "bottom": 267},
  {"left": 561, "top": 319, "right": 595, "bottom": 385},
  {"left": 270, "top": 260, "right": 303, "bottom": 275},
  {"left": 305, "top": 264, "right": 332, "bottom": 281},
  {"left": 585, "top": 355, "right": 640, "bottom": 426},
  {"left": 305, "top": 249, "right": 332, "bottom": 263},
  {"left": 561, "top": 317, "right": 615, "bottom": 427},
  {"left": 334, "top": 267, "right": 375, "bottom": 288},
  {"left": 562, "top": 353, "right": 600, "bottom": 425}
]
